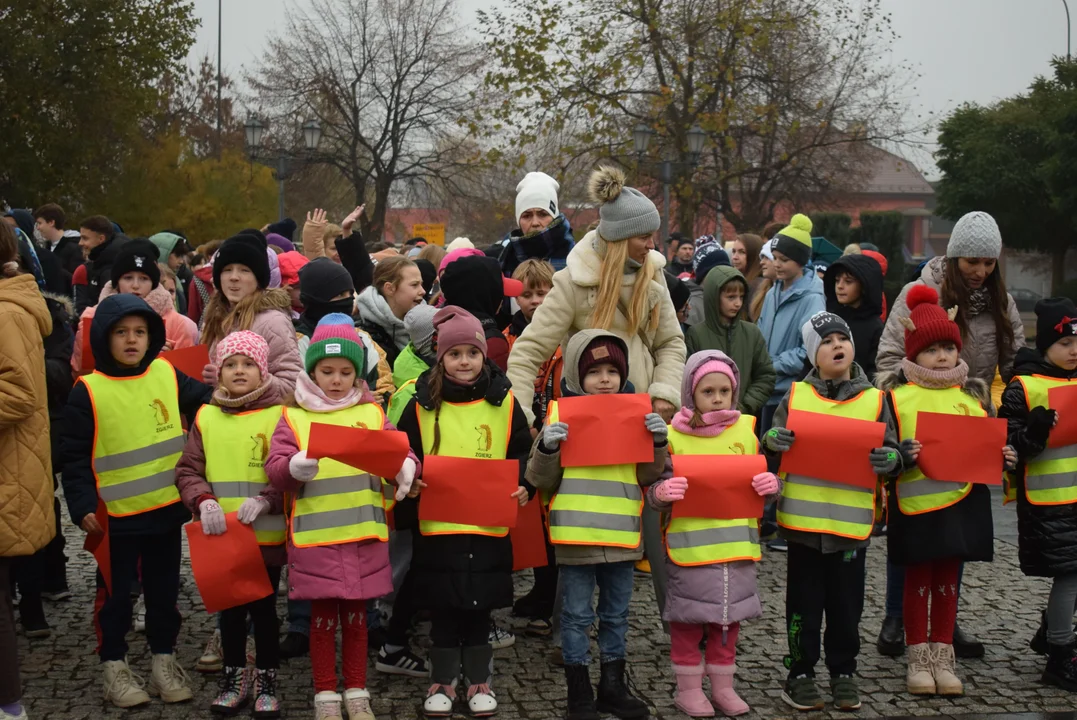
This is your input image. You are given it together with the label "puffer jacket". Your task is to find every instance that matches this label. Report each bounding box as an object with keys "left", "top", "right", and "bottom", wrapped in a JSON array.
[
  {"left": 526, "top": 329, "right": 669, "bottom": 566},
  {"left": 205, "top": 289, "right": 302, "bottom": 399},
  {"left": 507, "top": 231, "right": 686, "bottom": 424},
  {"left": 756, "top": 266, "right": 826, "bottom": 405},
  {"left": 1000, "top": 347, "right": 1077, "bottom": 577},
  {"left": 823, "top": 255, "right": 884, "bottom": 381},
  {"left": 0, "top": 274, "right": 56, "bottom": 557},
  {"left": 877, "top": 256, "right": 1025, "bottom": 386}
]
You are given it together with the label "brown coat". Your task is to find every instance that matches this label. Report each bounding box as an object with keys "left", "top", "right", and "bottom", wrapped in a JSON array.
[{"left": 0, "top": 274, "right": 56, "bottom": 556}]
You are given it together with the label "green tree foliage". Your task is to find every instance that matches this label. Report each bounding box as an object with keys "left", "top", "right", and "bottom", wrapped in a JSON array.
[{"left": 810, "top": 212, "right": 853, "bottom": 248}]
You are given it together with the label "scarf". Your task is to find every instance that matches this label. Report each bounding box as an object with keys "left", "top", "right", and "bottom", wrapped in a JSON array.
[
  {"left": 929, "top": 256, "right": 991, "bottom": 317},
  {"left": 671, "top": 407, "right": 742, "bottom": 437},
  {"left": 294, "top": 371, "right": 362, "bottom": 411},
  {"left": 213, "top": 379, "right": 271, "bottom": 408},
  {"left": 355, "top": 286, "right": 409, "bottom": 350},
  {"left": 901, "top": 357, "right": 970, "bottom": 390}
]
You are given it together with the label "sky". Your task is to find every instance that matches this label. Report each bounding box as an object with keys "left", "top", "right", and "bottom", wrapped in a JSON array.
[{"left": 190, "top": 0, "right": 1070, "bottom": 178}]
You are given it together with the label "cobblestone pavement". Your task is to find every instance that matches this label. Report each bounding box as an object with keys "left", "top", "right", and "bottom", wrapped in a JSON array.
[{"left": 14, "top": 488, "right": 1077, "bottom": 719}]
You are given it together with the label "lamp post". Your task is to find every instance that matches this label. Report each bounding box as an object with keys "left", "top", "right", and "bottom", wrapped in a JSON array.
[
  {"left": 633, "top": 124, "right": 706, "bottom": 251},
  {"left": 244, "top": 115, "right": 323, "bottom": 221},
  {"left": 1064, "top": 0, "right": 1072, "bottom": 59}
]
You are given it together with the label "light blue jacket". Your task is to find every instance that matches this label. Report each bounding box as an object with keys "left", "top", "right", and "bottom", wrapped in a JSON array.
[{"left": 757, "top": 267, "right": 826, "bottom": 404}]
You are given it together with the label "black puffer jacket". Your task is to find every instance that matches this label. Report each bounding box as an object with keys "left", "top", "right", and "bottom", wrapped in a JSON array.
[
  {"left": 1000, "top": 347, "right": 1077, "bottom": 578},
  {"left": 823, "top": 255, "right": 884, "bottom": 381}
]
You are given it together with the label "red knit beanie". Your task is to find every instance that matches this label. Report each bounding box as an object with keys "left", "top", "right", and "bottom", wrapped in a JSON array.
[
  {"left": 902, "top": 285, "right": 962, "bottom": 360},
  {"left": 578, "top": 337, "right": 628, "bottom": 381}
]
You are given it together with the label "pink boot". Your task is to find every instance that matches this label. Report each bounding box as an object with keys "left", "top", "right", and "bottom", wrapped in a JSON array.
[
  {"left": 673, "top": 663, "right": 715, "bottom": 717},
  {"left": 706, "top": 664, "right": 749, "bottom": 717}
]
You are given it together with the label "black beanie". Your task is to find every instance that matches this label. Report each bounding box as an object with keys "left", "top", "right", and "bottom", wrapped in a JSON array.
[
  {"left": 110, "top": 238, "right": 161, "bottom": 290},
  {"left": 265, "top": 218, "right": 297, "bottom": 241},
  {"left": 213, "top": 232, "right": 270, "bottom": 290},
  {"left": 1035, "top": 297, "right": 1077, "bottom": 354},
  {"left": 668, "top": 275, "right": 690, "bottom": 312},
  {"left": 415, "top": 258, "right": 436, "bottom": 298},
  {"left": 299, "top": 257, "right": 354, "bottom": 305}
]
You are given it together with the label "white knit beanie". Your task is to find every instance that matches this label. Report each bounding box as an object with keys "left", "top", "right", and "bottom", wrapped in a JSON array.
[
  {"left": 515, "top": 172, "right": 560, "bottom": 225},
  {"left": 947, "top": 211, "right": 1002, "bottom": 259}
]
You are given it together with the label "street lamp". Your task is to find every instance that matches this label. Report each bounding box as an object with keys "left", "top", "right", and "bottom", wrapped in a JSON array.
[
  {"left": 302, "top": 119, "right": 322, "bottom": 152},
  {"left": 244, "top": 114, "right": 323, "bottom": 221},
  {"left": 633, "top": 124, "right": 707, "bottom": 251},
  {"left": 244, "top": 115, "right": 267, "bottom": 150},
  {"left": 1064, "top": 0, "right": 1072, "bottom": 59}
]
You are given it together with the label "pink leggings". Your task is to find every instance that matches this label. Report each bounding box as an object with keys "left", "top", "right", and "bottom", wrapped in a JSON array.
[{"left": 669, "top": 621, "right": 739, "bottom": 667}]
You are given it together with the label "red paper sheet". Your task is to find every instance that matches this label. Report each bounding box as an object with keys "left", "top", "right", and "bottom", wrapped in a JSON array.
[
  {"left": 307, "top": 423, "right": 410, "bottom": 479},
  {"left": 510, "top": 500, "right": 548, "bottom": 571},
  {"left": 418, "top": 456, "right": 520, "bottom": 528},
  {"left": 83, "top": 498, "right": 111, "bottom": 595},
  {"left": 916, "top": 412, "right": 1007, "bottom": 485},
  {"left": 161, "top": 344, "right": 211, "bottom": 379},
  {"left": 1048, "top": 385, "right": 1077, "bottom": 448},
  {"left": 79, "top": 317, "right": 94, "bottom": 374},
  {"left": 557, "top": 394, "right": 653, "bottom": 467},
  {"left": 671, "top": 455, "right": 767, "bottom": 520},
  {"left": 780, "top": 410, "right": 885, "bottom": 489},
  {"left": 185, "top": 513, "right": 274, "bottom": 613}
]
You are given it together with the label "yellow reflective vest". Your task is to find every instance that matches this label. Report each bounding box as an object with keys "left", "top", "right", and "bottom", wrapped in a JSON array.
[
  {"left": 1016, "top": 375, "right": 1077, "bottom": 506},
  {"left": 776, "top": 382, "right": 880, "bottom": 540},
  {"left": 665, "top": 416, "right": 762, "bottom": 566},
  {"left": 285, "top": 404, "right": 390, "bottom": 548},
  {"left": 546, "top": 401, "right": 644, "bottom": 549},
  {"left": 83, "top": 359, "right": 184, "bottom": 517},
  {"left": 197, "top": 405, "right": 286, "bottom": 545}
]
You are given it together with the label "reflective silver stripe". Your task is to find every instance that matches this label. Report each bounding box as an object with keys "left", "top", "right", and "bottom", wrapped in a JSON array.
[
  {"left": 778, "top": 497, "right": 873, "bottom": 526},
  {"left": 547, "top": 510, "right": 641, "bottom": 533},
  {"left": 299, "top": 475, "right": 378, "bottom": 499},
  {"left": 898, "top": 477, "right": 966, "bottom": 499},
  {"left": 95, "top": 435, "right": 186, "bottom": 473},
  {"left": 292, "top": 505, "right": 386, "bottom": 534},
  {"left": 210, "top": 481, "right": 265, "bottom": 499},
  {"left": 1037, "top": 445, "right": 1077, "bottom": 463},
  {"left": 98, "top": 468, "right": 176, "bottom": 502},
  {"left": 254, "top": 515, "right": 286, "bottom": 533},
  {"left": 558, "top": 478, "right": 642, "bottom": 501},
  {"left": 1027, "top": 471, "right": 1077, "bottom": 492},
  {"left": 784, "top": 474, "right": 874, "bottom": 495},
  {"left": 667, "top": 526, "right": 759, "bottom": 550}
]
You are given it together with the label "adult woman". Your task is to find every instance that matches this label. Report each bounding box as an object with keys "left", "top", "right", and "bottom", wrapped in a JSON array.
[
  {"left": 355, "top": 256, "right": 426, "bottom": 367},
  {"left": 0, "top": 223, "right": 55, "bottom": 720},
  {"left": 731, "top": 233, "right": 764, "bottom": 300}
]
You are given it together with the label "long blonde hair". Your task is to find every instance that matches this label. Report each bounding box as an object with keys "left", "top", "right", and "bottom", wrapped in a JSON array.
[
  {"left": 749, "top": 277, "right": 773, "bottom": 322},
  {"left": 200, "top": 289, "right": 272, "bottom": 348},
  {"left": 589, "top": 237, "right": 659, "bottom": 334}
]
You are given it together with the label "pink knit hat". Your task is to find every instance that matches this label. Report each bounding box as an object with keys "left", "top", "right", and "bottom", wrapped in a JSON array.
[
  {"left": 692, "top": 359, "right": 737, "bottom": 391},
  {"left": 433, "top": 305, "right": 487, "bottom": 362},
  {"left": 438, "top": 247, "right": 485, "bottom": 275},
  {"left": 216, "top": 330, "right": 269, "bottom": 381}
]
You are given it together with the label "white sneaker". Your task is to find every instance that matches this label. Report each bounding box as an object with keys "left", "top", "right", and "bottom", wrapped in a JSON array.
[
  {"left": 315, "top": 691, "right": 344, "bottom": 720},
  {"left": 423, "top": 683, "right": 456, "bottom": 717},
  {"left": 467, "top": 684, "right": 497, "bottom": 717},
  {"left": 102, "top": 659, "right": 151, "bottom": 708},
  {"left": 198, "top": 629, "right": 223, "bottom": 673},
  {"left": 488, "top": 624, "right": 515, "bottom": 650},
  {"left": 148, "top": 653, "right": 193, "bottom": 703},
  {"left": 343, "top": 688, "right": 375, "bottom": 720},
  {"left": 132, "top": 595, "right": 146, "bottom": 633},
  {"left": 0, "top": 705, "right": 27, "bottom": 720}
]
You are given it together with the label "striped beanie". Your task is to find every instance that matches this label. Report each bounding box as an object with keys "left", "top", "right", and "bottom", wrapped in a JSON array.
[{"left": 306, "top": 313, "right": 366, "bottom": 376}]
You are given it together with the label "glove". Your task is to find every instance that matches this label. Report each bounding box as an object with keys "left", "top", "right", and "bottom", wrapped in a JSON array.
[
  {"left": 1003, "top": 444, "right": 1018, "bottom": 471},
  {"left": 394, "top": 457, "right": 417, "bottom": 501},
  {"left": 763, "top": 427, "right": 795, "bottom": 453},
  {"left": 644, "top": 412, "right": 668, "bottom": 442},
  {"left": 236, "top": 496, "right": 269, "bottom": 525},
  {"left": 654, "top": 476, "right": 688, "bottom": 502},
  {"left": 899, "top": 438, "right": 921, "bottom": 468},
  {"left": 201, "top": 362, "right": 219, "bottom": 387},
  {"left": 289, "top": 450, "right": 320, "bottom": 482},
  {"left": 543, "top": 422, "right": 569, "bottom": 450},
  {"left": 869, "top": 447, "right": 901, "bottom": 475},
  {"left": 1027, "top": 406, "right": 1057, "bottom": 445},
  {"left": 751, "top": 471, "right": 780, "bottom": 496},
  {"left": 199, "top": 499, "right": 227, "bottom": 535}
]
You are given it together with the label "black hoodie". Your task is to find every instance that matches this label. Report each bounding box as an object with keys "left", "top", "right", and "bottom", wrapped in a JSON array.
[
  {"left": 80, "top": 233, "right": 131, "bottom": 314},
  {"left": 439, "top": 256, "right": 512, "bottom": 370},
  {"left": 823, "top": 255, "right": 884, "bottom": 380},
  {"left": 61, "top": 294, "right": 212, "bottom": 535}
]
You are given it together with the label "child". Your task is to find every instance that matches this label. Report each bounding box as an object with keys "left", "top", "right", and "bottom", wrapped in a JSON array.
[
  {"left": 526, "top": 330, "right": 669, "bottom": 720},
  {"left": 762, "top": 311, "right": 903, "bottom": 712},
  {"left": 61, "top": 294, "right": 211, "bottom": 708},
  {"left": 880, "top": 285, "right": 1015, "bottom": 696},
  {"left": 265, "top": 314, "right": 419, "bottom": 720},
  {"left": 395, "top": 306, "right": 533, "bottom": 718},
  {"left": 647, "top": 350, "right": 781, "bottom": 717},
  {"left": 823, "top": 255, "right": 884, "bottom": 381},
  {"left": 685, "top": 265, "right": 776, "bottom": 417},
  {"left": 388, "top": 304, "right": 439, "bottom": 423},
  {"left": 1001, "top": 297, "right": 1077, "bottom": 690},
  {"left": 505, "top": 259, "right": 562, "bottom": 429},
  {"left": 175, "top": 331, "right": 288, "bottom": 717}
]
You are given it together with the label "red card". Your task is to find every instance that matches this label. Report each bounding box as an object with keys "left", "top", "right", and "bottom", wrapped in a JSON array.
[
  {"left": 80, "top": 317, "right": 94, "bottom": 374},
  {"left": 161, "top": 344, "right": 211, "bottom": 379},
  {"left": 185, "top": 513, "right": 274, "bottom": 613},
  {"left": 83, "top": 498, "right": 111, "bottom": 595},
  {"left": 1048, "top": 385, "right": 1077, "bottom": 448},
  {"left": 557, "top": 394, "right": 653, "bottom": 467},
  {"left": 418, "top": 456, "right": 520, "bottom": 528},
  {"left": 307, "top": 423, "right": 410, "bottom": 479},
  {"left": 780, "top": 410, "right": 885, "bottom": 489},
  {"left": 916, "top": 412, "right": 1007, "bottom": 485},
  {"left": 671, "top": 455, "right": 767, "bottom": 520},
  {"left": 510, "top": 500, "right": 548, "bottom": 571}
]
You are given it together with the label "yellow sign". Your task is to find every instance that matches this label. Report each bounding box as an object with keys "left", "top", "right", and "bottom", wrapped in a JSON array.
[{"left": 412, "top": 223, "right": 446, "bottom": 246}]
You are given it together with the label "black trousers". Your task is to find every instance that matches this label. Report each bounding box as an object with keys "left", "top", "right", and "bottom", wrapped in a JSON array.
[
  {"left": 430, "top": 607, "right": 490, "bottom": 649},
  {"left": 784, "top": 542, "right": 866, "bottom": 679},
  {"left": 385, "top": 528, "right": 419, "bottom": 647},
  {"left": 220, "top": 565, "right": 282, "bottom": 670},
  {"left": 0, "top": 558, "right": 21, "bottom": 705},
  {"left": 11, "top": 498, "right": 66, "bottom": 601}
]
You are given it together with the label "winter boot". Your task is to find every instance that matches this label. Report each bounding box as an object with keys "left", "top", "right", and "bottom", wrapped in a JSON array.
[
  {"left": 951, "top": 623, "right": 984, "bottom": 659},
  {"left": 343, "top": 688, "right": 375, "bottom": 720},
  {"left": 148, "top": 653, "right": 194, "bottom": 703},
  {"left": 563, "top": 665, "right": 599, "bottom": 720},
  {"left": 252, "top": 669, "right": 282, "bottom": 719},
  {"left": 463, "top": 644, "right": 497, "bottom": 716},
  {"left": 17, "top": 596, "right": 50, "bottom": 639},
  {"left": 423, "top": 681, "right": 457, "bottom": 718},
  {"left": 1031, "top": 609, "right": 1049, "bottom": 655},
  {"left": 706, "top": 664, "right": 748, "bottom": 717},
  {"left": 198, "top": 629, "right": 224, "bottom": 673},
  {"left": 928, "top": 643, "right": 963, "bottom": 696},
  {"left": 102, "top": 658, "right": 151, "bottom": 708},
  {"left": 596, "top": 659, "right": 648, "bottom": 719},
  {"left": 210, "top": 666, "right": 251, "bottom": 716},
  {"left": 672, "top": 663, "right": 713, "bottom": 717},
  {"left": 876, "top": 616, "right": 904, "bottom": 657},
  {"left": 905, "top": 643, "right": 935, "bottom": 695},
  {"left": 315, "top": 691, "right": 344, "bottom": 720},
  {"left": 1042, "top": 642, "right": 1077, "bottom": 691}
]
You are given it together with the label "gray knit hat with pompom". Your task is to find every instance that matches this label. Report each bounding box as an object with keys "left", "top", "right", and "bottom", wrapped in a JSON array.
[{"left": 589, "top": 166, "right": 661, "bottom": 242}]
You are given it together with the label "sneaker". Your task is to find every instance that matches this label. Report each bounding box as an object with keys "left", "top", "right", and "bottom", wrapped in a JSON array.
[
  {"left": 489, "top": 624, "right": 515, "bottom": 650},
  {"left": 132, "top": 595, "right": 146, "bottom": 633},
  {"left": 423, "top": 684, "right": 456, "bottom": 717},
  {"left": 766, "top": 538, "right": 788, "bottom": 552},
  {"left": 17, "top": 598, "right": 50, "bottom": 639},
  {"left": 0, "top": 703, "right": 27, "bottom": 719},
  {"left": 315, "top": 691, "right": 344, "bottom": 720},
  {"left": 210, "top": 666, "right": 251, "bottom": 716},
  {"left": 467, "top": 683, "right": 497, "bottom": 717},
  {"left": 375, "top": 645, "right": 429, "bottom": 677},
  {"left": 830, "top": 674, "right": 861, "bottom": 711},
  {"left": 633, "top": 559, "right": 651, "bottom": 575},
  {"left": 246, "top": 635, "right": 257, "bottom": 668},
  {"left": 781, "top": 675, "right": 823, "bottom": 712},
  {"left": 280, "top": 631, "right": 309, "bottom": 660},
  {"left": 526, "top": 618, "right": 553, "bottom": 637},
  {"left": 42, "top": 586, "right": 72, "bottom": 602},
  {"left": 252, "top": 669, "right": 282, "bottom": 719},
  {"left": 102, "top": 658, "right": 151, "bottom": 708},
  {"left": 343, "top": 688, "right": 375, "bottom": 720},
  {"left": 148, "top": 653, "right": 194, "bottom": 703},
  {"left": 198, "top": 629, "right": 224, "bottom": 673}
]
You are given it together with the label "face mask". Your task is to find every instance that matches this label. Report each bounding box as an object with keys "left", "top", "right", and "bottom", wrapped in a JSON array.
[{"left": 304, "top": 297, "right": 355, "bottom": 323}]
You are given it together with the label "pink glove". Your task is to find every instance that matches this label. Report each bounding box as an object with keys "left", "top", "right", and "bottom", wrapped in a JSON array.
[
  {"left": 751, "top": 471, "right": 779, "bottom": 496},
  {"left": 655, "top": 476, "right": 688, "bottom": 502},
  {"left": 202, "top": 362, "right": 219, "bottom": 387}
]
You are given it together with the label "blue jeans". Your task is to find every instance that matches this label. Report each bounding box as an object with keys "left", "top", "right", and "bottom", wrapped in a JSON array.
[
  {"left": 560, "top": 561, "right": 634, "bottom": 666},
  {"left": 885, "top": 560, "right": 965, "bottom": 619},
  {"left": 287, "top": 598, "right": 311, "bottom": 636}
]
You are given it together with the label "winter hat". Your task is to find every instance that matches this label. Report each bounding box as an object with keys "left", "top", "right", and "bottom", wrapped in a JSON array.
[
  {"left": 266, "top": 218, "right": 297, "bottom": 242},
  {"left": 802, "top": 311, "right": 854, "bottom": 367},
  {"left": 578, "top": 336, "right": 628, "bottom": 381},
  {"left": 277, "top": 251, "right": 310, "bottom": 287},
  {"left": 668, "top": 275, "right": 690, "bottom": 312},
  {"left": 415, "top": 258, "right": 437, "bottom": 297},
  {"left": 111, "top": 239, "right": 161, "bottom": 289},
  {"left": 774, "top": 214, "right": 813, "bottom": 266},
  {"left": 760, "top": 238, "right": 776, "bottom": 261},
  {"left": 215, "top": 330, "right": 269, "bottom": 381},
  {"left": 1035, "top": 297, "right": 1077, "bottom": 354},
  {"left": 148, "top": 231, "right": 189, "bottom": 259},
  {"left": 588, "top": 166, "right": 660, "bottom": 242},
  {"left": 299, "top": 257, "right": 354, "bottom": 304},
  {"left": 516, "top": 171, "right": 560, "bottom": 225},
  {"left": 692, "top": 358, "right": 738, "bottom": 392},
  {"left": 900, "top": 285, "right": 962, "bottom": 361},
  {"left": 446, "top": 237, "right": 475, "bottom": 251},
  {"left": 439, "top": 247, "right": 485, "bottom": 275},
  {"left": 404, "top": 304, "right": 439, "bottom": 355},
  {"left": 267, "top": 248, "right": 281, "bottom": 288},
  {"left": 306, "top": 313, "right": 366, "bottom": 375},
  {"left": 432, "top": 305, "right": 487, "bottom": 362},
  {"left": 693, "top": 244, "right": 731, "bottom": 284},
  {"left": 266, "top": 232, "right": 296, "bottom": 253},
  {"left": 214, "top": 232, "right": 271, "bottom": 290},
  {"left": 946, "top": 211, "right": 1002, "bottom": 259}
]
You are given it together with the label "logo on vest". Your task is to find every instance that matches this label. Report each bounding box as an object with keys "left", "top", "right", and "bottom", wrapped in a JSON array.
[
  {"left": 475, "top": 424, "right": 493, "bottom": 458},
  {"left": 952, "top": 402, "right": 971, "bottom": 416},
  {"left": 249, "top": 433, "right": 269, "bottom": 467},
  {"left": 729, "top": 442, "right": 746, "bottom": 455},
  {"left": 150, "top": 399, "right": 174, "bottom": 432},
  {"left": 352, "top": 421, "right": 369, "bottom": 429}
]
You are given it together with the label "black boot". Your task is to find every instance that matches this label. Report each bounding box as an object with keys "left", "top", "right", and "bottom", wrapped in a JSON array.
[
  {"left": 18, "top": 595, "right": 50, "bottom": 638},
  {"left": 595, "top": 659, "right": 648, "bottom": 719},
  {"left": 1031, "top": 610, "right": 1049, "bottom": 656},
  {"left": 875, "top": 616, "right": 904, "bottom": 657},
  {"left": 952, "top": 623, "right": 985, "bottom": 659},
  {"left": 1043, "top": 642, "right": 1077, "bottom": 691},
  {"left": 564, "top": 665, "right": 599, "bottom": 720},
  {"left": 278, "top": 631, "right": 308, "bottom": 660}
]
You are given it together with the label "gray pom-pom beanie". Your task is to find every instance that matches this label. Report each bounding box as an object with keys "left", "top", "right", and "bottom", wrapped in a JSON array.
[{"left": 588, "top": 166, "right": 661, "bottom": 243}]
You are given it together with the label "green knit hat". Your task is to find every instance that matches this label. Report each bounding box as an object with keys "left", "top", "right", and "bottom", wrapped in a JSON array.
[
  {"left": 773, "top": 213, "right": 813, "bottom": 266},
  {"left": 305, "top": 313, "right": 366, "bottom": 376}
]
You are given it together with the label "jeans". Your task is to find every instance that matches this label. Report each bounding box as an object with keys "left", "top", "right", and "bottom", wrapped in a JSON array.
[{"left": 560, "top": 561, "right": 634, "bottom": 666}]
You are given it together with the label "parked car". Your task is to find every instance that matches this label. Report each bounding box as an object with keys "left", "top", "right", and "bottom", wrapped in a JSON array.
[{"left": 1010, "top": 287, "right": 1043, "bottom": 313}]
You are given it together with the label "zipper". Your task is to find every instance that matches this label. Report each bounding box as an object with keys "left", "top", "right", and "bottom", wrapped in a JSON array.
[{"left": 721, "top": 563, "right": 730, "bottom": 645}]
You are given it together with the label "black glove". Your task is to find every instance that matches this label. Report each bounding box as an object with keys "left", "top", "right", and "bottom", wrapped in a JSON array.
[{"left": 1026, "top": 406, "right": 1057, "bottom": 446}]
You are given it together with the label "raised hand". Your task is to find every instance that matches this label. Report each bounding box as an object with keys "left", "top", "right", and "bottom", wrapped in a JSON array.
[{"left": 341, "top": 205, "right": 365, "bottom": 236}]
